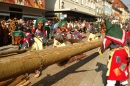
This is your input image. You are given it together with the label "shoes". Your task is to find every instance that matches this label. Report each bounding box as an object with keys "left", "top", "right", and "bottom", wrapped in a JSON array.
[{"left": 34, "top": 70, "right": 40, "bottom": 78}]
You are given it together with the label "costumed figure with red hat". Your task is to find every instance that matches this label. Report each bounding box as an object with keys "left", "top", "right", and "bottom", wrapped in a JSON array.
[
  {"left": 53, "top": 20, "right": 68, "bottom": 48},
  {"left": 98, "top": 20, "right": 130, "bottom": 86},
  {"left": 31, "top": 17, "right": 46, "bottom": 50}
]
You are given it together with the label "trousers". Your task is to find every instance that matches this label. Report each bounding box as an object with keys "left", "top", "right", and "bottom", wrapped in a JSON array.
[{"left": 106, "top": 80, "right": 128, "bottom": 86}]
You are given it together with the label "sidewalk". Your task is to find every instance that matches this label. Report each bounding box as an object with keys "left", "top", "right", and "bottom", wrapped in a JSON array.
[
  {"left": 79, "top": 50, "right": 108, "bottom": 86},
  {"left": 79, "top": 49, "right": 130, "bottom": 86}
]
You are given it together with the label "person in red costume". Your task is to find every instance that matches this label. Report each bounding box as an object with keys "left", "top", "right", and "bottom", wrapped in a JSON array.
[{"left": 98, "top": 20, "right": 130, "bottom": 86}]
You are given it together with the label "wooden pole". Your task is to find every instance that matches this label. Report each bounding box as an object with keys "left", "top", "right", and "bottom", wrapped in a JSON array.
[
  {"left": 0, "top": 39, "right": 103, "bottom": 81},
  {"left": 0, "top": 49, "right": 28, "bottom": 56}
]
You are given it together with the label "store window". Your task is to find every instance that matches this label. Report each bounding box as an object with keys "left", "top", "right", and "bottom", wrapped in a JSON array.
[
  {"left": 10, "top": 12, "right": 22, "bottom": 20},
  {"left": 0, "top": 12, "right": 10, "bottom": 20},
  {"left": 23, "top": 14, "right": 41, "bottom": 21}
]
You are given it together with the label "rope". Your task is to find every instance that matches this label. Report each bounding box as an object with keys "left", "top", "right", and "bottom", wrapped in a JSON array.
[{"left": 34, "top": 51, "right": 44, "bottom": 70}]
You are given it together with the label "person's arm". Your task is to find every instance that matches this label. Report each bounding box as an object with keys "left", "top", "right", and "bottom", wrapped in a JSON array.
[
  {"left": 99, "top": 38, "right": 112, "bottom": 55},
  {"left": 31, "top": 27, "right": 36, "bottom": 34},
  {"left": 42, "top": 29, "right": 46, "bottom": 44}
]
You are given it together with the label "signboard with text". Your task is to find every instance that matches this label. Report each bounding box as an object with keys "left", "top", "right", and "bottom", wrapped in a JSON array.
[{"left": 3, "top": 0, "right": 45, "bottom": 9}]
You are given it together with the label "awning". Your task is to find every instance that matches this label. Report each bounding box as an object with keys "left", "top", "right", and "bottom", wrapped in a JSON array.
[
  {"left": 0, "top": 12, "right": 10, "bottom": 16},
  {"left": 23, "top": 15, "right": 41, "bottom": 19},
  {"left": 52, "top": 8, "right": 96, "bottom": 17}
]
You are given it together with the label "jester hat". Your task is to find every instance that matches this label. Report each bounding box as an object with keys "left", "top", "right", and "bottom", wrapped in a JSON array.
[
  {"left": 104, "top": 20, "right": 126, "bottom": 46},
  {"left": 57, "top": 20, "right": 67, "bottom": 28},
  {"left": 35, "top": 17, "right": 46, "bottom": 29},
  {"left": 74, "top": 26, "right": 79, "bottom": 29},
  {"left": 93, "top": 22, "right": 99, "bottom": 29}
]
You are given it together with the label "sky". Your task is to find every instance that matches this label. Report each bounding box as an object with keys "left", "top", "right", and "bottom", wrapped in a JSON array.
[{"left": 121, "top": 0, "right": 130, "bottom": 10}]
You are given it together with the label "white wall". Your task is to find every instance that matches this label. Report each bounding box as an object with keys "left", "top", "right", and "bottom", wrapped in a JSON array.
[
  {"left": 45, "top": 0, "right": 60, "bottom": 10},
  {"left": 45, "top": 0, "right": 96, "bottom": 16}
]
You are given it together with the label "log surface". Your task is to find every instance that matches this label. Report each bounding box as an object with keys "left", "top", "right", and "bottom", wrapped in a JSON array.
[{"left": 0, "top": 39, "right": 103, "bottom": 81}]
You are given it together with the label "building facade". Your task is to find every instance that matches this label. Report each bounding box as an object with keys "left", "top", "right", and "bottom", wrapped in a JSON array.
[
  {"left": 95, "top": 0, "right": 105, "bottom": 22},
  {"left": 112, "top": 0, "right": 129, "bottom": 23},
  {"left": 0, "top": 0, "right": 46, "bottom": 20},
  {"left": 104, "top": 0, "right": 112, "bottom": 17},
  {"left": 45, "top": 0, "right": 97, "bottom": 22}
]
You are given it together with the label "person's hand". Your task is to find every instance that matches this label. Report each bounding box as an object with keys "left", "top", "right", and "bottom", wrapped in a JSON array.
[{"left": 98, "top": 47, "right": 102, "bottom": 56}]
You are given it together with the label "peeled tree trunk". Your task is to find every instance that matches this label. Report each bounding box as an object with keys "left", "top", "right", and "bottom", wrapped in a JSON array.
[{"left": 0, "top": 39, "right": 103, "bottom": 81}]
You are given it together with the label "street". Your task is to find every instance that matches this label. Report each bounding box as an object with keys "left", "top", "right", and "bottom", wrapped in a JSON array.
[
  {"left": 0, "top": 33, "right": 129, "bottom": 86},
  {"left": 0, "top": 32, "right": 105, "bottom": 86},
  {"left": 29, "top": 48, "right": 106, "bottom": 86}
]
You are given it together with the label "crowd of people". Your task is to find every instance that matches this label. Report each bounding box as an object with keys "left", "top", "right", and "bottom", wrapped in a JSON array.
[
  {"left": 0, "top": 17, "right": 130, "bottom": 48},
  {"left": 0, "top": 17, "right": 101, "bottom": 49},
  {"left": 0, "top": 18, "right": 33, "bottom": 46}
]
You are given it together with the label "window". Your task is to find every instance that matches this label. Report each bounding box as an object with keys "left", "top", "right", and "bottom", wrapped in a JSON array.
[
  {"left": 91, "top": 1, "right": 93, "bottom": 8},
  {"left": 81, "top": 0, "right": 84, "bottom": 4},
  {"left": 88, "top": 1, "right": 91, "bottom": 7},
  {"left": 85, "top": 0, "right": 88, "bottom": 6},
  {"left": 96, "top": 7, "right": 99, "bottom": 14},
  {"left": 93, "top": 2, "right": 95, "bottom": 9},
  {"left": 99, "top": 8, "right": 101, "bottom": 14}
]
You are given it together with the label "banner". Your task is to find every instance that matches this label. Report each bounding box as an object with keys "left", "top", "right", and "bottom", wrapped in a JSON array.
[
  {"left": 15, "top": 0, "right": 24, "bottom": 5},
  {"left": 3, "top": 0, "right": 45, "bottom": 9}
]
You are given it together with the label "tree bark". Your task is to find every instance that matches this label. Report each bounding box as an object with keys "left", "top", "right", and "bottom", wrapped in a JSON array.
[{"left": 0, "top": 49, "right": 28, "bottom": 56}]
